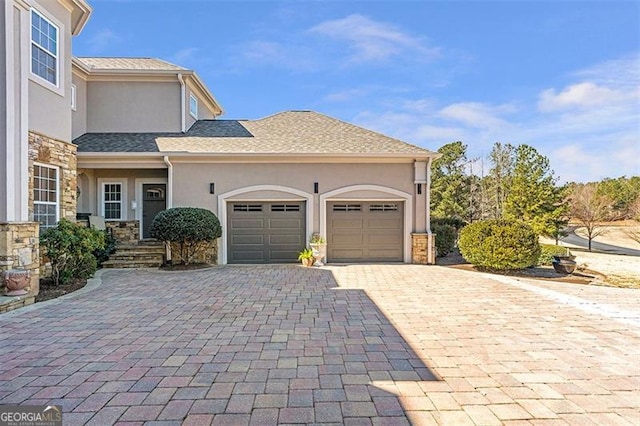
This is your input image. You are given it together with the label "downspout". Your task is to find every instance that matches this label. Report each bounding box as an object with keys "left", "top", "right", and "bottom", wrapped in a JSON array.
[
  {"left": 163, "top": 155, "right": 174, "bottom": 263},
  {"left": 425, "top": 157, "right": 435, "bottom": 264},
  {"left": 177, "top": 73, "right": 186, "bottom": 133}
]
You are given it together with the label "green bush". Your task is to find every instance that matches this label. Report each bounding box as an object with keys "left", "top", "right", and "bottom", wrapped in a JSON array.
[
  {"left": 40, "top": 219, "right": 106, "bottom": 285},
  {"left": 432, "top": 223, "right": 457, "bottom": 257},
  {"left": 458, "top": 219, "right": 541, "bottom": 270},
  {"left": 92, "top": 231, "right": 117, "bottom": 266},
  {"left": 432, "top": 217, "right": 468, "bottom": 231},
  {"left": 537, "top": 244, "right": 571, "bottom": 266},
  {"left": 150, "top": 207, "right": 222, "bottom": 265}
]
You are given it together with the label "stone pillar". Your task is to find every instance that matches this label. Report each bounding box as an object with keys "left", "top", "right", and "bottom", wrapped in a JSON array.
[{"left": 0, "top": 222, "right": 40, "bottom": 295}]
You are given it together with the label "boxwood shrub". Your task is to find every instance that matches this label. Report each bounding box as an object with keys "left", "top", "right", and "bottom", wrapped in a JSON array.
[
  {"left": 458, "top": 219, "right": 541, "bottom": 270},
  {"left": 538, "top": 244, "right": 571, "bottom": 266},
  {"left": 150, "top": 207, "right": 222, "bottom": 265}
]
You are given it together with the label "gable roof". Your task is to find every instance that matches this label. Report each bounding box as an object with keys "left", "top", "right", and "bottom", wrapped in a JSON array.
[
  {"left": 74, "top": 57, "right": 187, "bottom": 72},
  {"left": 75, "top": 111, "right": 437, "bottom": 158}
]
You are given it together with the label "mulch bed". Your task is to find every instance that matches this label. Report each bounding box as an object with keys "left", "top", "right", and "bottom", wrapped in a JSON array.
[
  {"left": 437, "top": 249, "right": 604, "bottom": 285},
  {"left": 36, "top": 278, "right": 87, "bottom": 303}
]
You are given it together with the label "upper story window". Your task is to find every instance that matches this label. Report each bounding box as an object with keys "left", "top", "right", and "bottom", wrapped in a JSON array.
[
  {"left": 189, "top": 94, "right": 198, "bottom": 118},
  {"left": 31, "top": 9, "right": 59, "bottom": 86}
]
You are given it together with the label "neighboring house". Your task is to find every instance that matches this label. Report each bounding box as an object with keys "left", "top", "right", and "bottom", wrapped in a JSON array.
[{"left": 1, "top": 1, "right": 438, "bottom": 296}]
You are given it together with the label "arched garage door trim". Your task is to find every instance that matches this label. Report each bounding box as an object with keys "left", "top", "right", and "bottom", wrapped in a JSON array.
[
  {"left": 218, "top": 185, "right": 314, "bottom": 264},
  {"left": 320, "top": 185, "right": 413, "bottom": 263}
]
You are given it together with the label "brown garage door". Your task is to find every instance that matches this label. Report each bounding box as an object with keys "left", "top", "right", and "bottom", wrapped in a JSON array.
[
  {"left": 227, "top": 202, "right": 305, "bottom": 264},
  {"left": 327, "top": 201, "right": 403, "bottom": 262}
]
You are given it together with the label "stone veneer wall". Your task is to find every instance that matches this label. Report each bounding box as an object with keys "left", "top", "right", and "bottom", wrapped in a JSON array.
[
  {"left": 106, "top": 221, "right": 140, "bottom": 244},
  {"left": 0, "top": 222, "right": 40, "bottom": 295},
  {"left": 28, "top": 132, "right": 77, "bottom": 222},
  {"left": 411, "top": 233, "right": 436, "bottom": 265}
]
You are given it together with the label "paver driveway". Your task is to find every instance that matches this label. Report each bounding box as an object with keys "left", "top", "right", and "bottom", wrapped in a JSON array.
[{"left": 1, "top": 265, "right": 639, "bottom": 425}]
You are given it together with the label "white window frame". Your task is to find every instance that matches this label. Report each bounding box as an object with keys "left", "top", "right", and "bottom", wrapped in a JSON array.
[
  {"left": 71, "top": 84, "right": 77, "bottom": 110},
  {"left": 33, "top": 163, "right": 60, "bottom": 231},
  {"left": 99, "top": 179, "right": 127, "bottom": 221},
  {"left": 189, "top": 93, "right": 198, "bottom": 118},
  {"left": 30, "top": 8, "right": 60, "bottom": 88}
]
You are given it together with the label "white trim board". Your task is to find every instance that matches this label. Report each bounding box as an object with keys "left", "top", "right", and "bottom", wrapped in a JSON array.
[
  {"left": 319, "top": 184, "right": 413, "bottom": 264},
  {"left": 218, "top": 185, "right": 314, "bottom": 265}
]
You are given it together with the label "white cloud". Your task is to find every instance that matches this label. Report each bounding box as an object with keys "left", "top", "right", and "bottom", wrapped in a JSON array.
[
  {"left": 86, "top": 28, "right": 122, "bottom": 53},
  {"left": 438, "top": 102, "right": 516, "bottom": 129},
  {"left": 309, "top": 14, "right": 439, "bottom": 63},
  {"left": 538, "top": 82, "right": 629, "bottom": 112},
  {"left": 170, "top": 47, "right": 200, "bottom": 67},
  {"left": 235, "top": 40, "right": 316, "bottom": 71}
]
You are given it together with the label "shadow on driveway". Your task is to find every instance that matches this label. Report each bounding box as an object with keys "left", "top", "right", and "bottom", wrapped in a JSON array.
[{"left": 0, "top": 265, "right": 438, "bottom": 424}]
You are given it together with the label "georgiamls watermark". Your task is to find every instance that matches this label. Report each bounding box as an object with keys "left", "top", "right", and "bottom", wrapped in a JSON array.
[{"left": 0, "top": 405, "right": 62, "bottom": 426}]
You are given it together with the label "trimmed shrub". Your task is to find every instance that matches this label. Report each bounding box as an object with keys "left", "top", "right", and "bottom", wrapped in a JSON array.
[
  {"left": 150, "top": 207, "right": 222, "bottom": 265},
  {"left": 432, "top": 223, "right": 457, "bottom": 257},
  {"left": 458, "top": 219, "right": 541, "bottom": 270},
  {"left": 92, "top": 231, "right": 117, "bottom": 266},
  {"left": 40, "top": 219, "right": 106, "bottom": 285},
  {"left": 538, "top": 244, "right": 571, "bottom": 266}
]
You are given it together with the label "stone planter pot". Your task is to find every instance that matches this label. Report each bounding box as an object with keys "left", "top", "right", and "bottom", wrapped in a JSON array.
[
  {"left": 552, "top": 257, "right": 577, "bottom": 274},
  {"left": 2, "top": 269, "right": 30, "bottom": 296},
  {"left": 310, "top": 243, "right": 327, "bottom": 266},
  {"left": 301, "top": 257, "right": 315, "bottom": 267}
]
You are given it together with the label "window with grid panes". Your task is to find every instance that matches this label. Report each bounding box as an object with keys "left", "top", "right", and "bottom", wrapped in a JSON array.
[{"left": 33, "top": 164, "right": 58, "bottom": 231}]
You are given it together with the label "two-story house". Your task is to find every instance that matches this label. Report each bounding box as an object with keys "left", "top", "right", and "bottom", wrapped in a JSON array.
[
  {"left": 2, "top": 0, "right": 438, "bottom": 296},
  {"left": 2, "top": 0, "right": 92, "bottom": 294}
]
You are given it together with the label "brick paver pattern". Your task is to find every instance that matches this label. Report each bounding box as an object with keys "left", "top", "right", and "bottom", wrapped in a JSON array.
[{"left": 1, "top": 264, "right": 639, "bottom": 425}]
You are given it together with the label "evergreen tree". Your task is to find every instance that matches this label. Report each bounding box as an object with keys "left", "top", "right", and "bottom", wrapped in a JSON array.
[
  {"left": 503, "top": 144, "right": 565, "bottom": 236},
  {"left": 430, "top": 141, "right": 469, "bottom": 219},
  {"left": 484, "top": 142, "right": 515, "bottom": 219}
]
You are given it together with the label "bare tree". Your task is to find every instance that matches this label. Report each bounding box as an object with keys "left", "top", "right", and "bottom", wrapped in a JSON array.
[{"left": 569, "top": 183, "right": 612, "bottom": 251}]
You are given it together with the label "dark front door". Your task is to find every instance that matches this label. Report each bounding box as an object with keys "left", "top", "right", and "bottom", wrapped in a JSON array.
[{"left": 142, "top": 184, "right": 166, "bottom": 239}]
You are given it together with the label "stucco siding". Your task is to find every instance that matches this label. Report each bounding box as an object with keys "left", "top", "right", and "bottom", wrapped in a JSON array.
[
  {"left": 72, "top": 74, "right": 87, "bottom": 138},
  {"left": 171, "top": 162, "right": 416, "bottom": 231},
  {"left": 86, "top": 81, "right": 181, "bottom": 133},
  {"left": 28, "top": 0, "right": 73, "bottom": 143}
]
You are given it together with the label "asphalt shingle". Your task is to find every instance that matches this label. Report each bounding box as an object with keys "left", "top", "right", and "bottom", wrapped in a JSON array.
[{"left": 75, "top": 111, "right": 436, "bottom": 157}]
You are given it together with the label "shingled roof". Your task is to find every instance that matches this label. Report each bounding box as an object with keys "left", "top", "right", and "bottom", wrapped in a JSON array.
[
  {"left": 74, "top": 57, "right": 186, "bottom": 71},
  {"left": 74, "top": 111, "right": 436, "bottom": 157}
]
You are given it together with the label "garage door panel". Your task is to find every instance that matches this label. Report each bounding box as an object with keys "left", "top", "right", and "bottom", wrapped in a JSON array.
[
  {"left": 230, "top": 218, "right": 265, "bottom": 230},
  {"left": 269, "top": 218, "right": 304, "bottom": 229},
  {"left": 231, "top": 235, "right": 264, "bottom": 245},
  {"left": 269, "top": 234, "right": 303, "bottom": 245},
  {"left": 331, "top": 249, "right": 365, "bottom": 260},
  {"left": 228, "top": 202, "right": 305, "bottom": 264},
  {"left": 328, "top": 201, "right": 403, "bottom": 263}
]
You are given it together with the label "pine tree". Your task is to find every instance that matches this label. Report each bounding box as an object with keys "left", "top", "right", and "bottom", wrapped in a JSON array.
[
  {"left": 430, "top": 141, "right": 469, "bottom": 219},
  {"left": 503, "top": 144, "right": 565, "bottom": 236}
]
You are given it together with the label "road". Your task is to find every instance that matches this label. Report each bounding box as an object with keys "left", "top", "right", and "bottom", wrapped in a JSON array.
[{"left": 560, "top": 231, "right": 640, "bottom": 256}]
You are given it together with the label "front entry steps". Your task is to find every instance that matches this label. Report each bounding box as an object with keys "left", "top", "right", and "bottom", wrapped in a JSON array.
[{"left": 102, "top": 241, "right": 165, "bottom": 268}]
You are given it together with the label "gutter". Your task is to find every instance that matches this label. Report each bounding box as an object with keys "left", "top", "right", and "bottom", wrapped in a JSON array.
[{"left": 177, "top": 73, "right": 186, "bottom": 132}]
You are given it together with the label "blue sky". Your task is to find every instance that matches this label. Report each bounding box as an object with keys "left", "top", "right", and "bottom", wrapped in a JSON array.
[{"left": 75, "top": 0, "right": 639, "bottom": 183}]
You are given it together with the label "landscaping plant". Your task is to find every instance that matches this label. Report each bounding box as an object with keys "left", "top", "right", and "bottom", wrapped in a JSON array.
[
  {"left": 432, "top": 223, "right": 457, "bottom": 257},
  {"left": 40, "top": 219, "right": 106, "bottom": 285},
  {"left": 458, "top": 219, "right": 541, "bottom": 270},
  {"left": 149, "top": 207, "right": 222, "bottom": 265}
]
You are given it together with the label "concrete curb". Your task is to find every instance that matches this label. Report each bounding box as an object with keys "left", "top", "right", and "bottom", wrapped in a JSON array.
[{"left": 0, "top": 268, "right": 107, "bottom": 318}]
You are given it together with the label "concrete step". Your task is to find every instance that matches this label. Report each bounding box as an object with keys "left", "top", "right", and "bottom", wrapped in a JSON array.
[
  {"left": 108, "top": 253, "right": 164, "bottom": 261},
  {"left": 102, "top": 259, "right": 163, "bottom": 268}
]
